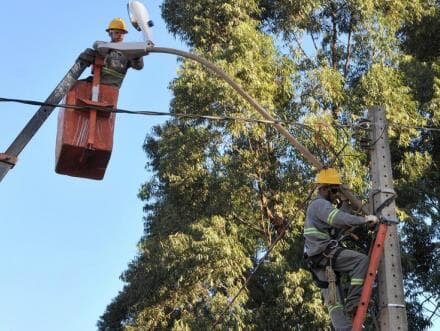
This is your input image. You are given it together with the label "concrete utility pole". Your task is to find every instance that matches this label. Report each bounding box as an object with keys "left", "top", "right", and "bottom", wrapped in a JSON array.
[{"left": 368, "top": 106, "right": 408, "bottom": 330}]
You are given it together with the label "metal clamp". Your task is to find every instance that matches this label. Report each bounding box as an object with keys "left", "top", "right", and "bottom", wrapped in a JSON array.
[
  {"left": 0, "top": 153, "right": 17, "bottom": 168},
  {"left": 370, "top": 189, "right": 399, "bottom": 224},
  {"left": 352, "top": 118, "right": 373, "bottom": 150},
  {"left": 379, "top": 303, "right": 406, "bottom": 309},
  {"left": 327, "top": 239, "right": 339, "bottom": 250}
]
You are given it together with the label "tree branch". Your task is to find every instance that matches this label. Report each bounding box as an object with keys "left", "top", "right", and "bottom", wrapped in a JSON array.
[
  {"left": 292, "top": 30, "right": 315, "bottom": 65},
  {"left": 310, "top": 32, "right": 319, "bottom": 52},
  {"left": 330, "top": 2, "right": 338, "bottom": 69},
  {"left": 231, "top": 212, "right": 266, "bottom": 235},
  {"left": 344, "top": 17, "right": 353, "bottom": 77},
  {"left": 427, "top": 301, "right": 440, "bottom": 323}
]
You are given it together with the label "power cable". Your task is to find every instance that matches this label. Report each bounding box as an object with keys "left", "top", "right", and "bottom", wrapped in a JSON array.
[
  {"left": 0, "top": 97, "right": 292, "bottom": 126},
  {"left": 390, "top": 124, "right": 440, "bottom": 132},
  {"left": 3, "top": 96, "right": 439, "bottom": 170},
  {"left": 0, "top": 96, "right": 340, "bottom": 161},
  {"left": 3, "top": 96, "right": 440, "bottom": 132}
]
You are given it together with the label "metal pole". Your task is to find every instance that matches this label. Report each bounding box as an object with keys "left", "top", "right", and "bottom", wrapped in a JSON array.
[
  {"left": 368, "top": 106, "right": 408, "bottom": 330},
  {"left": 0, "top": 59, "right": 89, "bottom": 182}
]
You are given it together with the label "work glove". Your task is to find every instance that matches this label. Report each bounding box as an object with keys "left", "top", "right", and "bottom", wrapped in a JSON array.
[
  {"left": 365, "top": 215, "right": 379, "bottom": 224},
  {"left": 78, "top": 48, "right": 96, "bottom": 65},
  {"left": 130, "top": 57, "right": 144, "bottom": 70}
]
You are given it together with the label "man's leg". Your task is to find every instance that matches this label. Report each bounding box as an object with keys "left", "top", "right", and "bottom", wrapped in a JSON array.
[
  {"left": 314, "top": 268, "right": 352, "bottom": 331},
  {"left": 332, "top": 249, "right": 369, "bottom": 312}
]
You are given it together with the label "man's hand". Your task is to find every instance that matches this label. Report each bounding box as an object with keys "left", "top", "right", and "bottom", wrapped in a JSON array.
[{"left": 365, "top": 215, "right": 379, "bottom": 224}]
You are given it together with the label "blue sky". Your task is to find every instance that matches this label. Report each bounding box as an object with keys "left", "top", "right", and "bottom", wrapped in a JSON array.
[{"left": 0, "top": 1, "right": 182, "bottom": 330}]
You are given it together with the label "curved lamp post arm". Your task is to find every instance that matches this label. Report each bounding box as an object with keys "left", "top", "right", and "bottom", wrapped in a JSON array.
[
  {"left": 146, "top": 47, "right": 322, "bottom": 168},
  {"left": 146, "top": 47, "right": 368, "bottom": 213},
  {"left": 95, "top": 42, "right": 367, "bottom": 213}
]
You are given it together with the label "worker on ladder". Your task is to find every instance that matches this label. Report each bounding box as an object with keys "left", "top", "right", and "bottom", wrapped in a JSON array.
[
  {"left": 303, "top": 168, "right": 378, "bottom": 330},
  {"left": 79, "top": 18, "right": 144, "bottom": 88}
]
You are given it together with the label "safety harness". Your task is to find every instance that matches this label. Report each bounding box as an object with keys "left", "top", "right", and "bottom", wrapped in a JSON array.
[{"left": 304, "top": 243, "right": 345, "bottom": 289}]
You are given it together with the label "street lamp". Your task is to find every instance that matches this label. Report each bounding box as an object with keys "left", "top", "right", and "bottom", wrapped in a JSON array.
[{"left": 127, "top": 0, "right": 154, "bottom": 45}]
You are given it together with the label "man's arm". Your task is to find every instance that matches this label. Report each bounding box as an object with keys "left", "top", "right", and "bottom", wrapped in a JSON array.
[{"left": 314, "top": 198, "right": 366, "bottom": 228}]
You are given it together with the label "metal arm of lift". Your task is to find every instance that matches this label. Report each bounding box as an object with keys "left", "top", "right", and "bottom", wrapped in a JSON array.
[
  {"left": 95, "top": 42, "right": 368, "bottom": 213},
  {"left": 1, "top": 41, "right": 369, "bottom": 215},
  {"left": 0, "top": 59, "right": 90, "bottom": 182}
]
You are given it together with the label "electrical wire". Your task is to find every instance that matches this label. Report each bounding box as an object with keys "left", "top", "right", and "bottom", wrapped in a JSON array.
[
  {"left": 389, "top": 124, "right": 440, "bottom": 132},
  {"left": 0, "top": 97, "right": 290, "bottom": 126},
  {"left": 1, "top": 96, "right": 351, "bottom": 170},
  {"left": 3, "top": 96, "right": 440, "bottom": 132},
  {"left": 2, "top": 96, "right": 439, "bottom": 171},
  {"left": 0, "top": 96, "right": 352, "bottom": 165}
]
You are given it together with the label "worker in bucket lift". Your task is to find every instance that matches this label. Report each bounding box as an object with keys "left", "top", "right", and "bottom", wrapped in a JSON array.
[
  {"left": 78, "top": 18, "right": 144, "bottom": 88},
  {"left": 303, "top": 168, "right": 378, "bottom": 331}
]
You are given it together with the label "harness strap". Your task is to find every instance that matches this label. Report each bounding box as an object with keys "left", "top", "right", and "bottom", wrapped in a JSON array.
[
  {"left": 331, "top": 247, "right": 345, "bottom": 263},
  {"left": 304, "top": 246, "right": 346, "bottom": 289}
]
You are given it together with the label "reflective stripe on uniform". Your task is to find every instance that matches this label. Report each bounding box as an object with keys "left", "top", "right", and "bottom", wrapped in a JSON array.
[
  {"left": 304, "top": 227, "right": 330, "bottom": 239},
  {"left": 350, "top": 278, "right": 364, "bottom": 286},
  {"left": 102, "top": 67, "right": 125, "bottom": 79},
  {"left": 327, "top": 209, "right": 339, "bottom": 225},
  {"left": 328, "top": 303, "right": 344, "bottom": 314}
]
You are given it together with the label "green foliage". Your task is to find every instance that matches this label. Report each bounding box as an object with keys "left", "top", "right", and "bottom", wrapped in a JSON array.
[
  {"left": 400, "top": 8, "right": 440, "bottom": 62},
  {"left": 98, "top": 0, "right": 440, "bottom": 329}
]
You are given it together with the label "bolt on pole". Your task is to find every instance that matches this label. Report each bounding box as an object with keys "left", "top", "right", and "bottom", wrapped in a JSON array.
[{"left": 368, "top": 106, "right": 408, "bottom": 330}]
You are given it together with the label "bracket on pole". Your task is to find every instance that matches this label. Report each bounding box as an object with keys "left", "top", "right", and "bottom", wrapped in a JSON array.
[
  {"left": 370, "top": 189, "right": 400, "bottom": 224},
  {"left": 352, "top": 118, "right": 373, "bottom": 150},
  {"left": 0, "top": 153, "right": 17, "bottom": 168}
]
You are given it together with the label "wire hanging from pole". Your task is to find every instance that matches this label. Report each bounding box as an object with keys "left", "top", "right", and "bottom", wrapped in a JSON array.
[{"left": 212, "top": 186, "right": 316, "bottom": 328}]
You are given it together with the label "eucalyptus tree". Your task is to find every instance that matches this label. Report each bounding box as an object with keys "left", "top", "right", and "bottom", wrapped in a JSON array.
[{"left": 98, "top": 1, "right": 439, "bottom": 330}]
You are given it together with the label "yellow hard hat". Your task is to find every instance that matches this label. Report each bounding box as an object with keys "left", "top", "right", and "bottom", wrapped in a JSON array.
[
  {"left": 315, "top": 168, "right": 342, "bottom": 185},
  {"left": 106, "top": 18, "right": 128, "bottom": 33}
]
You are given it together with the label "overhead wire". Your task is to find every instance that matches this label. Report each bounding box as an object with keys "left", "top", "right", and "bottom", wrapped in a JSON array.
[
  {"left": 0, "top": 97, "right": 292, "bottom": 126},
  {"left": 2, "top": 96, "right": 439, "bottom": 172},
  {"left": 3, "top": 96, "right": 440, "bottom": 134},
  {"left": 388, "top": 123, "right": 440, "bottom": 132},
  {"left": 0, "top": 96, "right": 347, "bottom": 164}
]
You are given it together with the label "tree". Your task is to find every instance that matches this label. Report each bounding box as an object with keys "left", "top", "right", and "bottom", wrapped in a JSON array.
[
  {"left": 98, "top": 0, "right": 439, "bottom": 329},
  {"left": 395, "top": 6, "right": 440, "bottom": 328}
]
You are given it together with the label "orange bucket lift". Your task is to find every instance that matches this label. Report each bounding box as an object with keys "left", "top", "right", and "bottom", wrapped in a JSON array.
[{"left": 55, "top": 56, "right": 119, "bottom": 180}]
